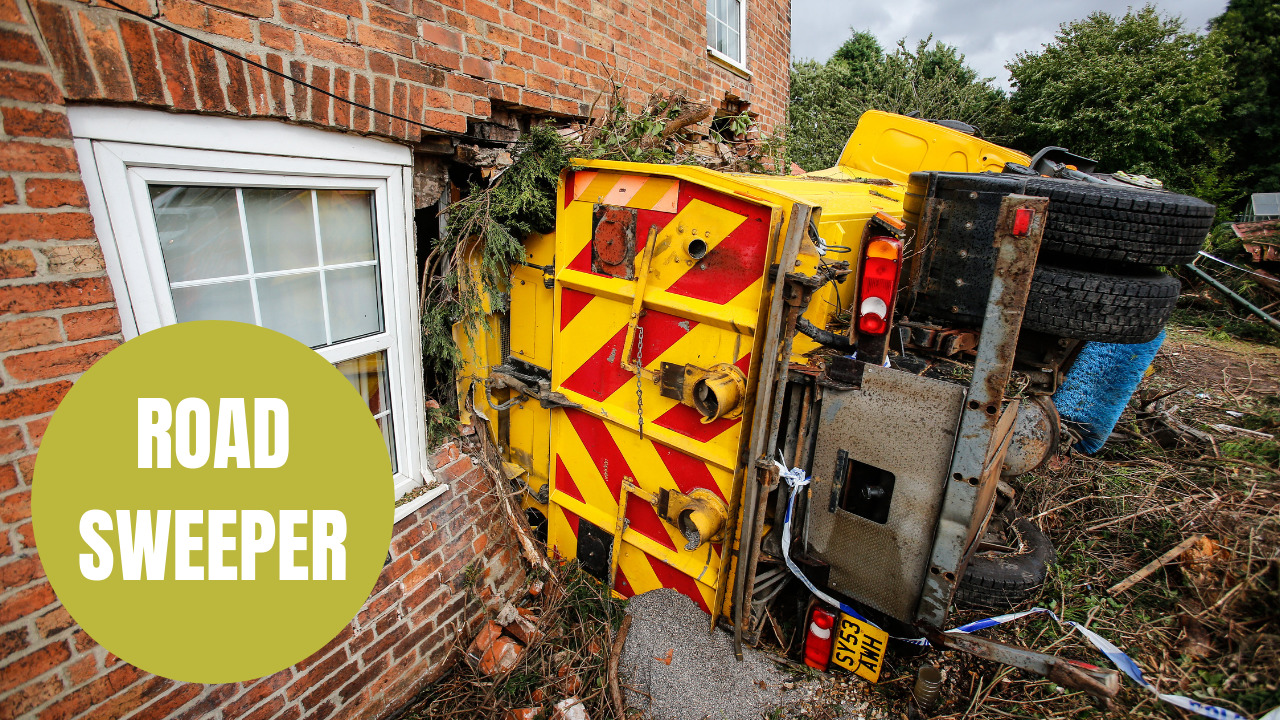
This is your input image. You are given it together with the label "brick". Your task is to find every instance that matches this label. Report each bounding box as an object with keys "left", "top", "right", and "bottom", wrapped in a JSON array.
[
  {"left": 4, "top": 339, "right": 119, "bottom": 382},
  {"left": 0, "top": 178, "right": 13, "bottom": 206},
  {"left": 0, "top": 627, "right": 28, "bottom": 660},
  {"left": 79, "top": 9, "right": 135, "bottom": 101},
  {"left": 259, "top": 22, "right": 296, "bottom": 51},
  {"left": 42, "top": 244, "right": 105, "bottom": 275},
  {"left": 25, "top": 416, "right": 48, "bottom": 447},
  {"left": 357, "top": 24, "right": 413, "bottom": 56},
  {"left": 0, "top": 426, "right": 22, "bottom": 456},
  {"left": 286, "top": 648, "right": 346, "bottom": 700},
  {"left": 331, "top": 69, "right": 352, "bottom": 127},
  {"left": 299, "top": 661, "right": 358, "bottom": 710},
  {"left": 265, "top": 54, "right": 289, "bottom": 115},
  {"left": 152, "top": 28, "right": 199, "bottom": 110},
  {"left": 62, "top": 308, "right": 122, "bottom": 341},
  {"left": 204, "top": 0, "right": 274, "bottom": 17},
  {"left": 421, "top": 22, "right": 462, "bottom": 50},
  {"left": 0, "top": 248, "right": 37, "bottom": 280},
  {"left": 171, "top": 683, "right": 237, "bottom": 720},
  {"left": 0, "top": 639, "right": 68, "bottom": 693},
  {"left": 223, "top": 669, "right": 291, "bottom": 719},
  {"left": 72, "top": 675, "right": 169, "bottom": 720},
  {"left": 280, "top": 0, "right": 347, "bottom": 38},
  {"left": 0, "top": 581, "right": 54, "bottom": 624},
  {"left": 0, "top": 213, "right": 94, "bottom": 243},
  {"left": 130, "top": 683, "right": 203, "bottom": 719},
  {"left": 0, "top": 28, "right": 43, "bottom": 64},
  {"left": 0, "top": 674, "right": 63, "bottom": 719},
  {"left": 0, "top": 317, "right": 61, "bottom": 352},
  {"left": 24, "top": 179, "right": 88, "bottom": 209},
  {"left": 65, "top": 653, "right": 98, "bottom": 685},
  {"left": 461, "top": 56, "right": 492, "bottom": 78},
  {"left": 246, "top": 54, "right": 271, "bottom": 111},
  {"left": 0, "top": 386, "right": 66, "bottom": 428},
  {"left": 32, "top": 1, "right": 97, "bottom": 97},
  {"left": 162, "top": 0, "right": 253, "bottom": 42},
  {"left": 0, "top": 0, "right": 21, "bottom": 23},
  {"left": 367, "top": 50, "right": 394, "bottom": 75},
  {"left": 301, "top": 34, "right": 365, "bottom": 67},
  {"left": 289, "top": 59, "right": 309, "bottom": 118},
  {"left": 0, "top": 553, "right": 45, "bottom": 591},
  {"left": 33, "top": 605, "right": 72, "bottom": 639},
  {"left": 15, "top": 522, "right": 33, "bottom": 551},
  {"left": 189, "top": 41, "right": 227, "bottom": 111},
  {"left": 225, "top": 57, "right": 251, "bottom": 114},
  {"left": 295, "top": 0, "right": 362, "bottom": 16},
  {"left": 352, "top": 73, "right": 371, "bottom": 131},
  {"left": 397, "top": 61, "right": 444, "bottom": 87},
  {"left": 369, "top": 4, "right": 415, "bottom": 34},
  {"left": 310, "top": 65, "right": 331, "bottom": 124},
  {"left": 15, "top": 453, "right": 34, "bottom": 485},
  {"left": 34, "top": 663, "right": 142, "bottom": 720},
  {"left": 0, "top": 141, "right": 78, "bottom": 174}
]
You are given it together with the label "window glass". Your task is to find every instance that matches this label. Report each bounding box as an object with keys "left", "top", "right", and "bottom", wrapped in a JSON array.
[
  {"left": 335, "top": 352, "right": 395, "bottom": 471},
  {"left": 318, "top": 190, "right": 377, "bottom": 264},
  {"left": 257, "top": 272, "right": 326, "bottom": 346},
  {"left": 147, "top": 185, "right": 382, "bottom": 349},
  {"left": 171, "top": 281, "right": 254, "bottom": 324},
  {"left": 243, "top": 188, "right": 318, "bottom": 273},
  {"left": 150, "top": 186, "right": 246, "bottom": 282}
]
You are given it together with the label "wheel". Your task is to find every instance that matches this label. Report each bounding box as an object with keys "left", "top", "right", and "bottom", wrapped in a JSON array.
[
  {"left": 1023, "top": 262, "right": 1179, "bottom": 344},
  {"left": 1020, "top": 177, "right": 1215, "bottom": 266},
  {"left": 956, "top": 510, "right": 1055, "bottom": 610}
]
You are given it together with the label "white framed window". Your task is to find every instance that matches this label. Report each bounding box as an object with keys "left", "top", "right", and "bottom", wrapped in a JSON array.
[
  {"left": 69, "top": 106, "right": 436, "bottom": 502},
  {"left": 707, "top": 0, "right": 747, "bottom": 70}
]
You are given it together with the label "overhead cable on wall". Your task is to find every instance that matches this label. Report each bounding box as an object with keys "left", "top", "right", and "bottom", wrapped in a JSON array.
[{"left": 100, "top": 0, "right": 513, "bottom": 145}]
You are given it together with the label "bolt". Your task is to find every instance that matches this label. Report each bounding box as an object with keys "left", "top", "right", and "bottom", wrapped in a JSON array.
[
  {"left": 699, "top": 263, "right": 707, "bottom": 270},
  {"left": 964, "top": 221, "right": 974, "bottom": 230},
  {"left": 969, "top": 191, "right": 978, "bottom": 199},
  {"left": 958, "top": 249, "right": 968, "bottom": 258},
  {"left": 954, "top": 278, "right": 964, "bottom": 286},
  {"left": 951, "top": 305, "right": 960, "bottom": 313}
]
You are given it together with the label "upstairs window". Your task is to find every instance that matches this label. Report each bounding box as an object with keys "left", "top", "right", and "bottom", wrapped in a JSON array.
[{"left": 707, "top": 0, "right": 746, "bottom": 67}]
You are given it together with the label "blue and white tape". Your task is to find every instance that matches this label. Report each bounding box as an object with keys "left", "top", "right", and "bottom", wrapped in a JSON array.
[{"left": 775, "top": 461, "right": 1280, "bottom": 720}]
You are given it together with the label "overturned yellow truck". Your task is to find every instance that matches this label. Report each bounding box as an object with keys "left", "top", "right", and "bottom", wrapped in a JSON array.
[{"left": 457, "top": 111, "right": 1213, "bottom": 697}]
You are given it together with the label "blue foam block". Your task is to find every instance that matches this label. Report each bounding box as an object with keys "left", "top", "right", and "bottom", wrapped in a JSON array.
[{"left": 1051, "top": 331, "right": 1166, "bottom": 454}]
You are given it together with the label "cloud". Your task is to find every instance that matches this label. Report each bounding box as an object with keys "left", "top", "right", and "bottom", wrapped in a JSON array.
[{"left": 791, "top": 0, "right": 1228, "bottom": 89}]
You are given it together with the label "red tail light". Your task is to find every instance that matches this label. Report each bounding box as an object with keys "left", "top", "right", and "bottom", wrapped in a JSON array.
[
  {"left": 856, "top": 237, "right": 902, "bottom": 336},
  {"left": 803, "top": 605, "right": 836, "bottom": 671}
]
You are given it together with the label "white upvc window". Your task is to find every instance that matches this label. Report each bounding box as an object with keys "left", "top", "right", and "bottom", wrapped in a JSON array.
[
  {"left": 707, "top": 0, "right": 747, "bottom": 69},
  {"left": 69, "top": 106, "right": 437, "bottom": 503}
]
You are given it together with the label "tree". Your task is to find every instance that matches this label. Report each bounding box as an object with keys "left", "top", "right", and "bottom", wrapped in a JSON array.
[
  {"left": 789, "top": 32, "right": 1010, "bottom": 171},
  {"left": 1005, "top": 5, "right": 1229, "bottom": 197},
  {"left": 1212, "top": 0, "right": 1280, "bottom": 195}
]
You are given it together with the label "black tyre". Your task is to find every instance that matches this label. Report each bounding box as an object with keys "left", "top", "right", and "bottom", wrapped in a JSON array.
[
  {"left": 1020, "top": 177, "right": 1215, "bottom": 266},
  {"left": 1024, "top": 263, "right": 1179, "bottom": 343},
  {"left": 956, "top": 512, "right": 1055, "bottom": 610}
]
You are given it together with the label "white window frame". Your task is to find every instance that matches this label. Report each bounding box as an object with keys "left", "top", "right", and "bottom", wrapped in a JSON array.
[
  {"left": 69, "top": 106, "right": 440, "bottom": 505},
  {"left": 707, "top": 0, "right": 749, "bottom": 75}
]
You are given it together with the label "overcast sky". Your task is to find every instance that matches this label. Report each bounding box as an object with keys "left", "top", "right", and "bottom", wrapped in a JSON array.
[{"left": 790, "top": 0, "right": 1229, "bottom": 90}]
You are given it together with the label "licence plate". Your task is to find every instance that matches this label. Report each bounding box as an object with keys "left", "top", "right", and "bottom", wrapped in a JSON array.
[{"left": 831, "top": 613, "right": 888, "bottom": 683}]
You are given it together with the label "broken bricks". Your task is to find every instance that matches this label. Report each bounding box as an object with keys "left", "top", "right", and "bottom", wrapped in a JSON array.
[{"left": 465, "top": 607, "right": 545, "bottom": 676}]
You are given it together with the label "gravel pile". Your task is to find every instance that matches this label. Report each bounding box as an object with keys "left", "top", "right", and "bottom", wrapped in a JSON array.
[{"left": 619, "top": 589, "right": 804, "bottom": 720}]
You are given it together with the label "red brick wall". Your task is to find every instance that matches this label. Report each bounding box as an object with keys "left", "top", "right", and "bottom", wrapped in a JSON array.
[
  {"left": 0, "top": 440, "right": 527, "bottom": 720},
  {"left": 7, "top": 0, "right": 788, "bottom": 146}
]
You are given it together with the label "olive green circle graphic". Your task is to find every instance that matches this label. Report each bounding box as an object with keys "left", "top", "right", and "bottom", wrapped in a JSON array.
[{"left": 33, "top": 321, "right": 393, "bottom": 683}]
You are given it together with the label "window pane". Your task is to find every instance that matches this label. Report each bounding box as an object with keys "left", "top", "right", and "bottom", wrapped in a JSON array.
[
  {"left": 334, "top": 352, "right": 395, "bottom": 471},
  {"left": 243, "top": 188, "right": 318, "bottom": 273},
  {"left": 727, "top": 28, "right": 741, "bottom": 60},
  {"left": 150, "top": 186, "right": 247, "bottom": 283},
  {"left": 728, "top": 0, "right": 740, "bottom": 27},
  {"left": 706, "top": 0, "right": 714, "bottom": 17},
  {"left": 257, "top": 272, "right": 326, "bottom": 347},
  {"left": 171, "top": 281, "right": 254, "bottom": 324},
  {"left": 326, "top": 265, "right": 382, "bottom": 342},
  {"left": 317, "top": 190, "right": 376, "bottom": 265}
]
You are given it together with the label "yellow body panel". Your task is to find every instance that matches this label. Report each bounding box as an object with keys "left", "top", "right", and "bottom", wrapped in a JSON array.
[{"left": 821, "top": 110, "right": 1031, "bottom": 186}]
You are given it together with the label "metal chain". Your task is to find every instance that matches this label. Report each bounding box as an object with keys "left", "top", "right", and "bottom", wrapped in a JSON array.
[{"left": 634, "top": 325, "right": 645, "bottom": 439}]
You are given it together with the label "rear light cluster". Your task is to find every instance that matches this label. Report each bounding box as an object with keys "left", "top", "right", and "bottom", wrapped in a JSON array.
[
  {"left": 803, "top": 605, "right": 836, "bottom": 670},
  {"left": 856, "top": 237, "right": 902, "bottom": 336}
]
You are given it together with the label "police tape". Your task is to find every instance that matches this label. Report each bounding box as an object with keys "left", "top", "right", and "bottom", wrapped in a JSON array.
[{"left": 776, "top": 461, "right": 1280, "bottom": 720}]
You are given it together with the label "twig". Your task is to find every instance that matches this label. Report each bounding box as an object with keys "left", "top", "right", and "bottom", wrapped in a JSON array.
[
  {"left": 1108, "top": 535, "right": 1204, "bottom": 595},
  {"left": 608, "top": 614, "right": 633, "bottom": 718},
  {"left": 1086, "top": 501, "right": 1187, "bottom": 532}
]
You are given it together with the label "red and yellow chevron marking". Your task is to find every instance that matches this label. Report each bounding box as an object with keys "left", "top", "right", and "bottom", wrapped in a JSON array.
[
  {"left": 571, "top": 171, "right": 679, "bottom": 213},
  {"left": 547, "top": 172, "right": 776, "bottom": 613}
]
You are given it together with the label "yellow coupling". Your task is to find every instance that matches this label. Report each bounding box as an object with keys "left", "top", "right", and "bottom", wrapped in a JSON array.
[
  {"left": 660, "top": 488, "right": 728, "bottom": 551},
  {"left": 690, "top": 363, "right": 746, "bottom": 424}
]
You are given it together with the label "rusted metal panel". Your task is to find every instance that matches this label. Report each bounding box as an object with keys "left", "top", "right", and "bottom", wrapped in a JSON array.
[
  {"left": 804, "top": 366, "right": 966, "bottom": 623},
  {"left": 915, "top": 194, "right": 1049, "bottom": 627}
]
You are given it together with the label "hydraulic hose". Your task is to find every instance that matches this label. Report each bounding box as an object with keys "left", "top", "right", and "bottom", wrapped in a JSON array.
[{"left": 796, "top": 317, "right": 855, "bottom": 352}]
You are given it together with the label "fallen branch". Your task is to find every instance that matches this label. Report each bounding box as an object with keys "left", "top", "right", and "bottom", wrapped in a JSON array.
[
  {"left": 1210, "top": 424, "right": 1275, "bottom": 440},
  {"left": 608, "top": 614, "right": 633, "bottom": 719},
  {"left": 1086, "top": 501, "right": 1187, "bottom": 533},
  {"left": 1108, "top": 534, "right": 1204, "bottom": 595}
]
